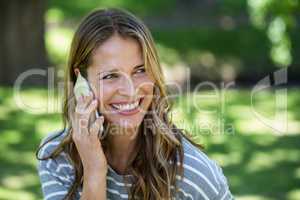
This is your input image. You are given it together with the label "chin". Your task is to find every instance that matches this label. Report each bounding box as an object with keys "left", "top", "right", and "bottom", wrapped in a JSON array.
[{"left": 107, "top": 114, "right": 144, "bottom": 130}]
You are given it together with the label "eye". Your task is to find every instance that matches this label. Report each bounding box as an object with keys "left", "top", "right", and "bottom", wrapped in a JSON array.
[
  {"left": 102, "top": 73, "right": 118, "bottom": 80},
  {"left": 135, "top": 67, "right": 146, "bottom": 74}
]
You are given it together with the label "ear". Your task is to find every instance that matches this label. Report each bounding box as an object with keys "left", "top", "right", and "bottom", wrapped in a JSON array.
[{"left": 74, "top": 68, "right": 80, "bottom": 76}]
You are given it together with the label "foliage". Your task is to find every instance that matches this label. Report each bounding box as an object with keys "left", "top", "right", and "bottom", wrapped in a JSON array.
[
  {"left": 247, "top": 0, "right": 300, "bottom": 67},
  {"left": 47, "top": 0, "right": 176, "bottom": 20}
]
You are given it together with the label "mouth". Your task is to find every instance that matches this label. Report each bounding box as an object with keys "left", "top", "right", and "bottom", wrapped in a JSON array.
[{"left": 109, "top": 98, "right": 144, "bottom": 115}]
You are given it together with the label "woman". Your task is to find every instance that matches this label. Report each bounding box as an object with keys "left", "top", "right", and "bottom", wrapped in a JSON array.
[{"left": 36, "top": 8, "right": 233, "bottom": 200}]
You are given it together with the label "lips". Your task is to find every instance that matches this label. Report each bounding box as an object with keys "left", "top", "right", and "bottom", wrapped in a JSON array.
[
  {"left": 110, "top": 97, "right": 143, "bottom": 105},
  {"left": 109, "top": 98, "right": 143, "bottom": 112}
]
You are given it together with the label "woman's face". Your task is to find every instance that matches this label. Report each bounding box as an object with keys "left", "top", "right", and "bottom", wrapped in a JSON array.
[{"left": 87, "top": 34, "right": 154, "bottom": 130}]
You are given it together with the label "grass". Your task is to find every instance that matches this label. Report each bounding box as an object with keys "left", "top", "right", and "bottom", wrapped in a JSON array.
[{"left": 0, "top": 86, "right": 299, "bottom": 200}]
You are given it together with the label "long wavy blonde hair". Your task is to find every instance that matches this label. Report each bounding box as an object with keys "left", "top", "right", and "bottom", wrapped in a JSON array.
[{"left": 36, "top": 8, "right": 202, "bottom": 199}]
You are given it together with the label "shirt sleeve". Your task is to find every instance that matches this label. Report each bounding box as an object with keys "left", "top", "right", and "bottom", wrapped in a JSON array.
[
  {"left": 37, "top": 148, "right": 76, "bottom": 200},
  {"left": 212, "top": 161, "right": 234, "bottom": 200}
]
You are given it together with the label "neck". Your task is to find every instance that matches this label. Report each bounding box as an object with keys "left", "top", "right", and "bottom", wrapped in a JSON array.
[{"left": 105, "top": 124, "right": 140, "bottom": 174}]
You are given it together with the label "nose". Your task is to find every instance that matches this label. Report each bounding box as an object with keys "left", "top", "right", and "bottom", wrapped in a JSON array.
[{"left": 118, "top": 75, "right": 136, "bottom": 97}]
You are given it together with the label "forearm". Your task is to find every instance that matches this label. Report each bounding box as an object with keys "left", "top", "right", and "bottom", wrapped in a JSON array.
[{"left": 80, "top": 173, "right": 107, "bottom": 200}]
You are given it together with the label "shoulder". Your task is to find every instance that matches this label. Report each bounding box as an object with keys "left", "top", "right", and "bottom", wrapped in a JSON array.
[
  {"left": 176, "top": 136, "right": 233, "bottom": 199},
  {"left": 37, "top": 130, "right": 80, "bottom": 199},
  {"left": 37, "top": 129, "right": 75, "bottom": 177},
  {"left": 37, "top": 129, "right": 68, "bottom": 158}
]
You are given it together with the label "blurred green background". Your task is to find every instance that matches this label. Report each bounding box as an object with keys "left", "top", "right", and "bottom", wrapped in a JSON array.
[{"left": 0, "top": 0, "right": 299, "bottom": 200}]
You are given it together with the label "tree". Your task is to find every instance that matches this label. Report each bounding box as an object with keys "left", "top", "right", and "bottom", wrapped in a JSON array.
[{"left": 0, "top": 0, "right": 49, "bottom": 86}]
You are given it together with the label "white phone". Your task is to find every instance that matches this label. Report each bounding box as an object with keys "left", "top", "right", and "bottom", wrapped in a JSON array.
[{"left": 73, "top": 68, "right": 104, "bottom": 139}]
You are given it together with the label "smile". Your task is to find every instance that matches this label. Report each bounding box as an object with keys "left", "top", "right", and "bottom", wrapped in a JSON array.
[{"left": 109, "top": 98, "right": 143, "bottom": 115}]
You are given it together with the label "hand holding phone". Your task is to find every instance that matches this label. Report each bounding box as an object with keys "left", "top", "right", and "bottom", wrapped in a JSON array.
[
  {"left": 71, "top": 68, "right": 108, "bottom": 176},
  {"left": 73, "top": 68, "right": 104, "bottom": 139}
]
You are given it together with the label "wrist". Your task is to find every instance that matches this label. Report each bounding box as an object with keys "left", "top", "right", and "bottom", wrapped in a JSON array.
[
  {"left": 84, "top": 163, "right": 107, "bottom": 174},
  {"left": 83, "top": 171, "right": 106, "bottom": 186},
  {"left": 82, "top": 173, "right": 107, "bottom": 199},
  {"left": 84, "top": 168, "right": 107, "bottom": 178}
]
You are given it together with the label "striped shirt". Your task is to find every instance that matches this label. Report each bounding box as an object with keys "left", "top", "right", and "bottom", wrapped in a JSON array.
[{"left": 37, "top": 131, "right": 233, "bottom": 200}]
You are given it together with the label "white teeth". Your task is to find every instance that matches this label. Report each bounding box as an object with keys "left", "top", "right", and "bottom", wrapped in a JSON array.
[{"left": 111, "top": 100, "right": 139, "bottom": 111}]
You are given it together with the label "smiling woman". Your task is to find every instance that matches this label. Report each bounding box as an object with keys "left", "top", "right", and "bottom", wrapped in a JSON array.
[
  {"left": 88, "top": 34, "right": 155, "bottom": 129},
  {"left": 36, "top": 8, "right": 233, "bottom": 200}
]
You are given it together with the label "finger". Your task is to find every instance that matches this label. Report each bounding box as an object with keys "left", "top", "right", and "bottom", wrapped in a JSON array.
[
  {"left": 75, "top": 92, "right": 94, "bottom": 116},
  {"left": 89, "top": 116, "right": 104, "bottom": 137},
  {"left": 75, "top": 95, "right": 86, "bottom": 115},
  {"left": 71, "top": 117, "right": 89, "bottom": 141},
  {"left": 77, "top": 99, "right": 97, "bottom": 129},
  {"left": 84, "top": 99, "right": 98, "bottom": 116},
  {"left": 79, "top": 118, "right": 89, "bottom": 129},
  {"left": 81, "top": 91, "right": 94, "bottom": 109}
]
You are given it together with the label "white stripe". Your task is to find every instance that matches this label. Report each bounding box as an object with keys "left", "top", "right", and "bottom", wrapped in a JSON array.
[
  {"left": 177, "top": 188, "right": 194, "bottom": 200},
  {"left": 107, "top": 176, "right": 132, "bottom": 187},
  {"left": 46, "top": 160, "right": 52, "bottom": 169},
  {"left": 45, "top": 191, "right": 67, "bottom": 200},
  {"left": 213, "top": 161, "right": 227, "bottom": 183},
  {"left": 107, "top": 188, "right": 128, "bottom": 199},
  {"left": 39, "top": 170, "right": 51, "bottom": 176},
  {"left": 39, "top": 170, "right": 72, "bottom": 183},
  {"left": 185, "top": 153, "right": 208, "bottom": 168},
  {"left": 176, "top": 175, "right": 209, "bottom": 200},
  {"left": 56, "top": 163, "right": 74, "bottom": 173},
  {"left": 184, "top": 151, "right": 219, "bottom": 185},
  {"left": 195, "top": 151, "right": 219, "bottom": 184},
  {"left": 60, "top": 152, "right": 73, "bottom": 164},
  {"left": 181, "top": 163, "right": 218, "bottom": 194},
  {"left": 170, "top": 185, "right": 194, "bottom": 200},
  {"left": 220, "top": 189, "right": 228, "bottom": 200},
  {"left": 40, "top": 141, "right": 60, "bottom": 158},
  {"left": 42, "top": 180, "right": 62, "bottom": 189},
  {"left": 170, "top": 159, "right": 218, "bottom": 194}
]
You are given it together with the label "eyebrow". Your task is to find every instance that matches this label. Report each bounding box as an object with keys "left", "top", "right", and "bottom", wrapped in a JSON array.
[{"left": 97, "top": 64, "right": 145, "bottom": 76}]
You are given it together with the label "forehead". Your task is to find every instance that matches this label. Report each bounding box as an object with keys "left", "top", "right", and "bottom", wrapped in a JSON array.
[{"left": 90, "top": 34, "right": 143, "bottom": 70}]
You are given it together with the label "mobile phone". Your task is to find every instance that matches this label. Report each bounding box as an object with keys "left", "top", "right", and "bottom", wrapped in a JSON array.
[{"left": 74, "top": 68, "right": 104, "bottom": 139}]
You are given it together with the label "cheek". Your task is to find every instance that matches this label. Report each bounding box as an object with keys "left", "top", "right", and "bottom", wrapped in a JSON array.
[
  {"left": 135, "top": 79, "right": 155, "bottom": 108},
  {"left": 135, "top": 76, "right": 155, "bottom": 94},
  {"left": 142, "top": 84, "right": 154, "bottom": 97},
  {"left": 95, "top": 83, "right": 115, "bottom": 108}
]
